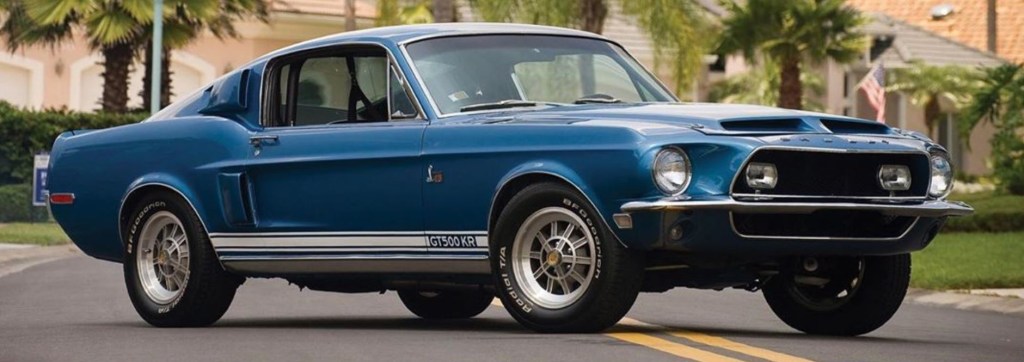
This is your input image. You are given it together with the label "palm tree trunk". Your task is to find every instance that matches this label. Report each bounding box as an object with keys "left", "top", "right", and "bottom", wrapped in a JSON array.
[
  {"left": 141, "top": 43, "right": 173, "bottom": 111},
  {"left": 101, "top": 42, "right": 133, "bottom": 113},
  {"left": 580, "top": 0, "right": 607, "bottom": 34},
  {"left": 345, "top": 0, "right": 357, "bottom": 31},
  {"left": 778, "top": 55, "right": 802, "bottom": 109},
  {"left": 924, "top": 96, "right": 940, "bottom": 140},
  {"left": 434, "top": 0, "right": 454, "bottom": 23}
]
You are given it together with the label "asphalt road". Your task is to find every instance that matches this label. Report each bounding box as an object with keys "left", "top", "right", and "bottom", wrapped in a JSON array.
[{"left": 1, "top": 256, "right": 1022, "bottom": 362}]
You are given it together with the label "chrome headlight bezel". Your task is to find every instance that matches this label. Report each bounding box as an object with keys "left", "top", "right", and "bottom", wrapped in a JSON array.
[
  {"left": 928, "top": 152, "right": 954, "bottom": 199},
  {"left": 652, "top": 147, "right": 692, "bottom": 197}
]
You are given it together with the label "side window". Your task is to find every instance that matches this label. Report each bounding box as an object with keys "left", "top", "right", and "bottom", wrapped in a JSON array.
[{"left": 268, "top": 47, "right": 420, "bottom": 127}]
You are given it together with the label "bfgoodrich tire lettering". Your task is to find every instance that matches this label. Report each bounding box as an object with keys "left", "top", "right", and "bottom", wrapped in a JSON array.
[
  {"left": 491, "top": 182, "right": 643, "bottom": 333},
  {"left": 124, "top": 191, "right": 242, "bottom": 327},
  {"left": 763, "top": 254, "right": 911, "bottom": 336}
]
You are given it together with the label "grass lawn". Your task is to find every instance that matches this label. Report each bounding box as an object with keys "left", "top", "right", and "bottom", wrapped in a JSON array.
[
  {"left": 0, "top": 222, "right": 70, "bottom": 246},
  {"left": 912, "top": 232, "right": 1024, "bottom": 290}
]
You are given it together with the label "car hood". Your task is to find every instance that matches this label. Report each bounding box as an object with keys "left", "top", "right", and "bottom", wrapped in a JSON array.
[{"left": 462, "top": 103, "right": 903, "bottom": 137}]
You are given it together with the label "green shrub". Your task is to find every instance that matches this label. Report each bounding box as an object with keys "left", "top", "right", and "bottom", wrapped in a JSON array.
[
  {"left": 0, "top": 184, "right": 50, "bottom": 222},
  {"left": 0, "top": 101, "right": 147, "bottom": 185},
  {"left": 945, "top": 192, "right": 1024, "bottom": 232}
]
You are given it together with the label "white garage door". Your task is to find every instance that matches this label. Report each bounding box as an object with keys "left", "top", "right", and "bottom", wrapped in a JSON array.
[
  {"left": 0, "top": 62, "right": 32, "bottom": 108},
  {"left": 77, "top": 57, "right": 210, "bottom": 112}
]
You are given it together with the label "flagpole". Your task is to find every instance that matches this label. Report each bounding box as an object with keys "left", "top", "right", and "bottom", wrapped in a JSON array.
[{"left": 150, "top": 0, "right": 163, "bottom": 115}]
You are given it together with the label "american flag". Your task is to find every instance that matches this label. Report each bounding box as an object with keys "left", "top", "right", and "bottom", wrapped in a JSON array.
[{"left": 859, "top": 63, "right": 886, "bottom": 123}]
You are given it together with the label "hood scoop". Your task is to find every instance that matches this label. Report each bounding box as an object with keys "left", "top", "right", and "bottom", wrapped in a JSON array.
[
  {"left": 700, "top": 117, "right": 897, "bottom": 136},
  {"left": 720, "top": 118, "right": 814, "bottom": 133}
]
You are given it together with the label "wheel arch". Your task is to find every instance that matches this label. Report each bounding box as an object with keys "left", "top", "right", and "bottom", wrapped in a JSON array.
[
  {"left": 118, "top": 177, "right": 212, "bottom": 249},
  {"left": 488, "top": 165, "right": 627, "bottom": 248}
]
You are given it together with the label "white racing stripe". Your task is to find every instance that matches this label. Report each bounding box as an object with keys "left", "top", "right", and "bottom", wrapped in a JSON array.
[{"left": 208, "top": 231, "right": 489, "bottom": 250}]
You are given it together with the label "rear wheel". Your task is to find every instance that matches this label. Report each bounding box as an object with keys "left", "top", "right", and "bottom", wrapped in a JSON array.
[
  {"left": 492, "top": 182, "right": 643, "bottom": 333},
  {"left": 124, "top": 192, "right": 242, "bottom": 327},
  {"left": 397, "top": 289, "right": 494, "bottom": 319},
  {"left": 763, "top": 254, "right": 910, "bottom": 336}
]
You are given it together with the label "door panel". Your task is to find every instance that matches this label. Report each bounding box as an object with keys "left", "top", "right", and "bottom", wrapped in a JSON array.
[{"left": 245, "top": 123, "right": 425, "bottom": 233}]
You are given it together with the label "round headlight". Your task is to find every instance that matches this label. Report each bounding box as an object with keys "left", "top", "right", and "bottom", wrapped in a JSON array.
[
  {"left": 929, "top": 154, "right": 954, "bottom": 198},
  {"left": 652, "top": 147, "right": 691, "bottom": 196}
]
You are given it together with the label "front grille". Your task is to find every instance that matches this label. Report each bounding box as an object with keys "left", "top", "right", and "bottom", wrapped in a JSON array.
[
  {"left": 732, "top": 149, "right": 930, "bottom": 198},
  {"left": 732, "top": 210, "right": 916, "bottom": 238}
]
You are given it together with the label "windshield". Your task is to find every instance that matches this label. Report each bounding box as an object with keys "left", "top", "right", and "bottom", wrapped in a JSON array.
[{"left": 405, "top": 35, "right": 676, "bottom": 115}]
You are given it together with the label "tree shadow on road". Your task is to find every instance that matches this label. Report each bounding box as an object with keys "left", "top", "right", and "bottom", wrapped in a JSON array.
[{"left": 99, "top": 316, "right": 532, "bottom": 334}]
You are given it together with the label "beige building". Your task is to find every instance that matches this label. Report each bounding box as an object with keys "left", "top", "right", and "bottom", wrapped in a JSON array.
[
  {"left": 1, "top": 0, "right": 1017, "bottom": 175},
  {"left": 0, "top": 0, "right": 378, "bottom": 112}
]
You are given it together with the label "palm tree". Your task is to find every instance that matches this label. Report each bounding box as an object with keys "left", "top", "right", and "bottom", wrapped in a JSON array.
[
  {"left": 1, "top": 0, "right": 148, "bottom": 113},
  {"left": 469, "top": 0, "right": 712, "bottom": 96},
  {"left": 886, "top": 61, "right": 979, "bottom": 140},
  {"left": 140, "top": 0, "right": 268, "bottom": 110},
  {"left": 377, "top": 0, "right": 434, "bottom": 26},
  {"left": 708, "top": 58, "right": 825, "bottom": 111},
  {"left": 958, "top": 64, "right": 1024, "bottom": 194},
  {"left": 433, "top": 0, "right": 455, "bottom": 23},
  {"left": 1, "top": 0, "right": 268, "bottom": 112},
  {"left": 717, "top": 0, "right": 866, "bottom": 110}
]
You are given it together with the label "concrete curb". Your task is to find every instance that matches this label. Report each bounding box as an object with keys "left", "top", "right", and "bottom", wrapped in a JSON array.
[
  {"left": 906, "top": 288, "right": 1024, "bottom": 317},
  {"left": 0, "top": 243, "right": 80, "bottom": 279}
]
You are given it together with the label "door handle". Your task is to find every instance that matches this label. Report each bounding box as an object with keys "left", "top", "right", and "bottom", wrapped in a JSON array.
[
  {"left": 249, "top": 135, "right": 278, "bottom": 156},
  {"left": 249, "top": 135, "right": 279, "bottom": 147}
]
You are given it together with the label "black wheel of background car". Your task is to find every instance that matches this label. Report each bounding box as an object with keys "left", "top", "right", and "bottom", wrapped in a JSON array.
[
  {"left": 123, "top": 191, "right": 243, "bottom": 327},
  {"left": 762, "top": 254, "right": 911, "bottom": 336},
  {"left": 491, "top": 182, "right": 643, "bottom": 333},
  {"left": 397, "top": 289, "right": 494, "bottom": 319}
]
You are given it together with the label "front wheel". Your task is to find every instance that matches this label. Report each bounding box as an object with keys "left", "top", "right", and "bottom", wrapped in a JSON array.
[
  {"left": 124, "top": 192, "right": 242, "bottom": 327},
  {"left": 492, "top": 182, "right": 643, "bottom": 333},
  {"left": 397, "top": 289, "right": 494, "bottom": 319},
  {"left": 763, "top": 254, "right": 911, "bottom": 336}
]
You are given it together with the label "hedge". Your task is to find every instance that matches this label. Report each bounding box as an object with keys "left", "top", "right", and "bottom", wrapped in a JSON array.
[
  {"left": 0, "top": 101, "right": 147, "bottom": 185},
  {"left": 944, "top": 192, "right": 1024, "bottom": 233},
  {"left": 0, "top": 184, "right": 49, "bottom": 222},
  {"left": 944, "top": 212, "right": 1024, "bottom": 232}
]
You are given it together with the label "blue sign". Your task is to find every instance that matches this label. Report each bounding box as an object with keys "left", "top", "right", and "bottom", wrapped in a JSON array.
[{"left": 32, "top": 153, "right": 49, "bottom": 206}]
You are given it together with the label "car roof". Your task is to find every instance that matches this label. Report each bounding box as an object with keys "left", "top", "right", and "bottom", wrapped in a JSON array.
[
  {"left": 316, "top": 22, "right": 607, "bottom": 45},
  {"left": 252, "top": 23, "right": 614, "bottom": 65}
]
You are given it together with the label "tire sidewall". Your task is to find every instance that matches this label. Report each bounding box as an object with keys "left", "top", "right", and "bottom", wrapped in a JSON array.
[
  {"left": 124, "top": 195, "right": 201, "bottom": 319},
  {"left": 492, "top": 185, "right": 611, "bottom": 326}
]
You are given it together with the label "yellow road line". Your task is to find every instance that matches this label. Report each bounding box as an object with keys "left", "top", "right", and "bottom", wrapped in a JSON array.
[
  {"left": 605, "top": 332, "right": 744, "bottom": 362},
  {"left": 670, "top": 331, "right": 813, "bottom": 362},
  {"left": 490, "top": 301, "right": 811, "bottom": 362}
]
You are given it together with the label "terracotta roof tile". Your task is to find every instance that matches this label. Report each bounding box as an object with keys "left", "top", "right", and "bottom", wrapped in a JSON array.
[{"left": 847, "top": 0, "right": 1024, "bottom": 62}]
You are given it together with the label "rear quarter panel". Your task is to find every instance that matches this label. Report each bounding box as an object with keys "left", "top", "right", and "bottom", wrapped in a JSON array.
[{"left": 49, "top": 117, "right": 251, "bottom": 262}]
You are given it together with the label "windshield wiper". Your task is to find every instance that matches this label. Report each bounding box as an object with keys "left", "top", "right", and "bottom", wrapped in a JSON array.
[
  {"left": 573, "top": 97, "right": 623, "bottom": 104},
  {"left": 460, "top": 99, "right": 560, "bottom": 112}
]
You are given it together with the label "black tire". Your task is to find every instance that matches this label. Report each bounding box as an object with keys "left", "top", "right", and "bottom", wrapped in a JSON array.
[
  {"left": 491, "top": 182, "right": 643, "bottom": 333},
  {"left": 397, "top": 289, "right": 494, "bottom": 319},
  {"left": 123, "top": 191, "right": 242, "bottom": 327},
  {"left": 763, "top": 254, "right": 911, "bottom": 336}
]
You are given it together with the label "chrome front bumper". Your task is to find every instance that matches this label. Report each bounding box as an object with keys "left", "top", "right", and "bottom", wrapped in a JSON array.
[{"left": 620, "top": 198, "right": 974, "bottom": 218}]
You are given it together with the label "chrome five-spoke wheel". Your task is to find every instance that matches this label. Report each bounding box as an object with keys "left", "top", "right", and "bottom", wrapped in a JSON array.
[
  {"left": 136, "top": 211, "right": 190, "bottom": 305},
  {"left": 512, "top": 207, "right": 597, "bottom": 309}
]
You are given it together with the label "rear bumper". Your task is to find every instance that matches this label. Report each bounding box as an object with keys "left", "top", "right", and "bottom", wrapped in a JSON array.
[
  {"left": 621, "top": 198, "right": 973, "bottom": 217},
  {"left": 615, "top": 197, "right": 971, "bottom": 256}
]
